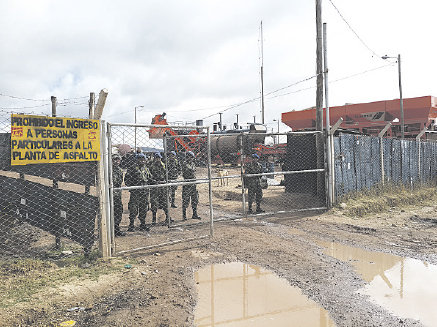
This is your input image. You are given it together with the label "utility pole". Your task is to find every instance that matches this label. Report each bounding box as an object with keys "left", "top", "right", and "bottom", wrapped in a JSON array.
[
  {"left": 315, "top": 0, "right": 323, "bottom": 131},
  {"left": 236, "top": 114, "right": 239, "bottom": 129},
  {"left": 381, "top": 54, "right": 404, "bottom": 138},
  {"left": 88, "top": 92, "right": 95, "bottom": 119},
  {"left": 51, "top": 96, "right": 57, "bottom": 117},
  {"left": 398, "top": 54, "right": 404, "bottom": 139},
  {"left": 260, "top": 21, "right": 265, "bottom": 125},
  {"left": 253, "top": 115, "right": 256, "bottom": 123},
  {"left": 323, "top": 22, "right": 333, "bottom": 207},
  {"left": 219, "top": 112, "right": 223, "bottom": 131}
]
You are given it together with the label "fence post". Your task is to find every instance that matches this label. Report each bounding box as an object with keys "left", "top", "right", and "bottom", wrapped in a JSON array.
[
  {"left": 107, "top": 123, "right": 115, "bottom": 253},
  {"left": 329, "top": 118, "right": 343, "bottom": 205},
  {"left": 98, "top": 121, "right": 111, "bottom": 258},
  {"left": 239, "top": 133, "right": 247, "bottom": 217},
  {"left": 206, "top": 127, "right": 214, "bottom": 237},
  {"left": 378, "top": 123, "right": 392, "bottom": 186},
  {"left": 416, "top": 127, "right": 427, "bottom": 184}
]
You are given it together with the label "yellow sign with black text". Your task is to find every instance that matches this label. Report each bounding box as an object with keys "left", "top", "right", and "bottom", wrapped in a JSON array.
[{"left": 11, "top": 114, "right": 100, "bottom": 165}]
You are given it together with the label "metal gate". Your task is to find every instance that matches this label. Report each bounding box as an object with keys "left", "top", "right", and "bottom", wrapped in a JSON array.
[
  {"left": 209, "top": 130, "right": 327, "bottom": 221},
  {"left": 106, "top": 122, "right": 214, "bottom": 255}
]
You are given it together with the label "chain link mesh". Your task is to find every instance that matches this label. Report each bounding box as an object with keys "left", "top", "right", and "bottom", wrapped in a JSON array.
[
  {"left": 108, "top": 124, "right": 212, "bottom": 254},
  {"left": 0, "top": 111, "right": 99, "bottom": 259}
]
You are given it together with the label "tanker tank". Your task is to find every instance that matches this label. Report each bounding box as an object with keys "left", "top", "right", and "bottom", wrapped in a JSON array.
[{"left": 211, "top": 124, "right": 266, "bottom": 163}]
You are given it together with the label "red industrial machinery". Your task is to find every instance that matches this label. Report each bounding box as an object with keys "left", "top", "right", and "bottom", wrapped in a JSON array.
[
  {"left": 147, "top": 113, "right": 287, "bottom": 163},
  {"left": 148, "top": 113, "right": 204, "bottom": 154},
  {"left": 282, "top": 96, "right": 437, "bottom": 138}
]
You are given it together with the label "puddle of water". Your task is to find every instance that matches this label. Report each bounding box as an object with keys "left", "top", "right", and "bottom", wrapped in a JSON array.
[
  {"left": 194, "top": 262, "right": 336, "bottom": 327},
  {"left": 320, "top": 241, "right": 437, "bottom": 327}
]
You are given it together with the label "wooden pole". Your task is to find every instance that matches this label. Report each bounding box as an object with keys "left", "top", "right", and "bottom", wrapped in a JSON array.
[
  {"left": 51, "top": 96, "right": 57, "bottom": 117},
  {"left": 89, "top": 92, "right": 95, "bottom": 119},
  {"left": 315, "top": 0, "right": 323, "bottom": 131},
  {"left": 260, "top": 21, "right": 265, "bottom": 125}
]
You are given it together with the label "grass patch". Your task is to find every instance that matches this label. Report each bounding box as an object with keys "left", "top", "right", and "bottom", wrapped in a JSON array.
[
  {"left": 336, "top": 184, "right": 437, "bottom": 217},
  {"left": 0, "top": 252, "right": 124, "bottom": 308}
]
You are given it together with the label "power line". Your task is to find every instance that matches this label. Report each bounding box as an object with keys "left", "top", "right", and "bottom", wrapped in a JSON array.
[
  {"left": 0, "top": 93, "right": 48, "bottom": 102},
  {"left": 0, "top": 103, "right": 51, "bottom": 110},
  {"left": 201, "top": 74, "right": 319, "bottom": 120},
  {"left": 328, "top": 0, "right": 381, "bottom": 59},
  {"left": 266, "top": 63, "right": 394, "bottom": 100}
]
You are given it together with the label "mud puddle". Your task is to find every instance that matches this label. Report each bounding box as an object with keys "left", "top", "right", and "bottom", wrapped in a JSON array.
[
  {"left": 320, "top": 241, "right": 437, "bottom": 327},
  {"left": 194, "top": 262, "right": 335, "bottom": 327}
]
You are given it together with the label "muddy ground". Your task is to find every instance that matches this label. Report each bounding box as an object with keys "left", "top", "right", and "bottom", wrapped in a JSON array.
[{"left": 1, "top": 189, "right": 437, "bottom": 326}]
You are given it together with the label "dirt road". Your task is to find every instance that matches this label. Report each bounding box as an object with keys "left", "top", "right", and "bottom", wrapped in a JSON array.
[{"left": 2, "top": 197, "right": 437, "bottom": 326}]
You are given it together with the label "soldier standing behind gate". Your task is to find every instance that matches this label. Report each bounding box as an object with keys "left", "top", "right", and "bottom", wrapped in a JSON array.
[
  {"left": 149, "top": 152, "right": 172, "bottom": 224},
  {"left": 124, "top": 153, "right": 150, "bottom": 232},
  {"left": 167, "top": 151, "right": 181, "bottom": 208},
  {"left": 182, "top": 151, "right": 201, "bottom": 220},
  {"left": 112, "top": 154, "right": 126, "bottom": 236},
  {"left": 245, "top": 153, "right": 264, "bottom": 214}
]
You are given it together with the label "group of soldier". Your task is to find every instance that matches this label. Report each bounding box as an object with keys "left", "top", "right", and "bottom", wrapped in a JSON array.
[{"left": 111, "top": 150, "right": 200, "bottom": 236}]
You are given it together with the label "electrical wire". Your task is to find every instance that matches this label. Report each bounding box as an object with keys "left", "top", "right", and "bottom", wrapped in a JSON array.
[
  {"left": 0, "top": 103, "right": 51, "bottom": 110},
  {"left": 266, "top": 63, "right": 394, "bottom": 100},
  {"left": 328, "top": 0, "right": 381, "bottom": 59},
  {"left": 0, "top": 93, "right": 48, "bottom": 102}
]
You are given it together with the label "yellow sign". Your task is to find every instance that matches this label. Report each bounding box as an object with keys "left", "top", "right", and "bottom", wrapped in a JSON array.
[{"left": 11, "top": 114, "right": 100, "bottom": 165}]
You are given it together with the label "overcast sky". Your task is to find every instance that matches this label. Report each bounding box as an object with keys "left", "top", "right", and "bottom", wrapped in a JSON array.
[{"left": 1, "top": 0, "right": 436, "bottom": 132}]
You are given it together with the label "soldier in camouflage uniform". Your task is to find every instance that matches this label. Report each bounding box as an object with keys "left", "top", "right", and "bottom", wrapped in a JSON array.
[
  {"left": 149, "top": 152, "right": 172, "bottom": 224},
  {"left": 112, "top": 154, "right": 125, "bottom": 236},
  {"left": 124, "top": 153, "right": 150, "bottom": 231},
  {"left": 182, "top": 151, "right": 200, "bottom": 220},
  {"left": 244, "top": 153, "right": 264, "bottom": 214},
  {"left": 167, "top": 151, "right": 181, "bottom": 208}
]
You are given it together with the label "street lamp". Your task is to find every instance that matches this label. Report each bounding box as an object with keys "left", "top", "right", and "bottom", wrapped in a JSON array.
[
  {"left": 134, "top": 105, "right": 144, "bottom": 151},
  {"left": 382, "top": 54, "right": 404, "bottom": 138}
]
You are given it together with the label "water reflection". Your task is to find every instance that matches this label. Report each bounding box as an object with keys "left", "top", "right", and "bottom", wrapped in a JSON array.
[
  {"left": 194, "top": 262, "right": 335, "bottom": 327},
  {"left": 321, "top": 242, "right": 437, "bottom": 327}
]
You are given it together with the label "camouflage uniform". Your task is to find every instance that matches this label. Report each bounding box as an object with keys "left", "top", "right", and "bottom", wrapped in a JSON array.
[
  {"left": 112, "top": 161, "right": 124, "bottom": 235},
  {"left": 149, "top": 157, "right": 170, "bottom": 223},
  {"left": 245, "top": 159, "right": 264, "bottom": 213},
  {"left": 125, "top": 163, "right": 150, "bottom": 230},
  {"left": 182, "top": 157, "right": 200, "bottom": 220},
  {"left": 167, "top": 154, "right": 181, "bottom": 207}
]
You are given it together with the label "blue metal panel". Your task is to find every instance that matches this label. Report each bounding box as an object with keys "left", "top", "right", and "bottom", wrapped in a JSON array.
[
  {"left": 383, "top": 138, "right": 392, "bottom": 183},
  {"left": 371, "top": 137, "right": 381, "bottom": 186},
  {"left": 333, "top": 136, "right": 344, "bottom": 198},
  {"left": 391, "top": 139, "right": 401, "bottom": 184},
  {"left": 362, "top": 136, "right": 372, "bottom": 189},
  {"left": 401, "top": 140, "right": 410, "bottom": 186},
  {"left": 353, "top": 135, "right": 362, "bottom": 191}
]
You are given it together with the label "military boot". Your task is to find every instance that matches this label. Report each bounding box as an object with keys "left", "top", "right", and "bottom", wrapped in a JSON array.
[
  {"left": 127, "top": 221, "right": 135, "bottom": 232},
  {"left": 192, "top": 207, "right": 201, "bottom": 220},
  {"left": 115, "top": 226, "right": 126, "bottom": 237},
  {"left": 256, "top": 204, "right": 265, "bottom": 213},
  {"left": 139, "top": 221, "right": 150, "bottom": 232},
  {"left": 152, "top": 212, "right": 157, "bottom": 225},
  {"left": 182, "top": 208, "right": 187, "bottom": 221},
  {"left": 247, "top": 203, "right": 253, "bottom": 214},
  {"left": 165, "top": 211, "right": 174, "bottom": 224}
]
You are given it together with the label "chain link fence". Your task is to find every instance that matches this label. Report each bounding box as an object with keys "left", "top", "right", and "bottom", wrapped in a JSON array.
[
  {"left": 0, "top": 111, "right": 100, "bottom": 259},
  {"left": 207, "top": 131, "right": 327, "bottom": 220},
  {"left": 107, "top": 123, "right": 213, "bottom": 255}
]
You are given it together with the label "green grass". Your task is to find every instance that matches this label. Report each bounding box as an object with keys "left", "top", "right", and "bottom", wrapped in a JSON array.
[{"left": 0, "top": 252, "right": 124, "bottom": 308}]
